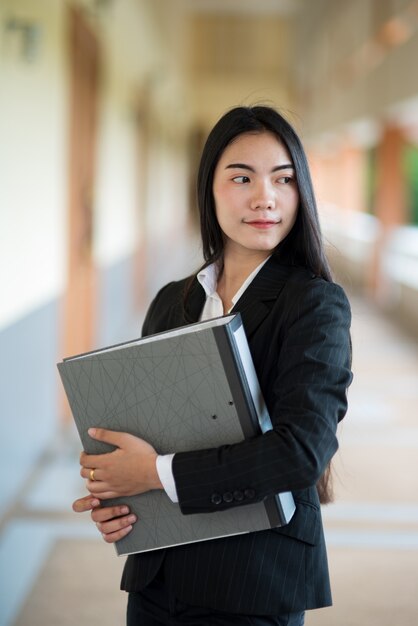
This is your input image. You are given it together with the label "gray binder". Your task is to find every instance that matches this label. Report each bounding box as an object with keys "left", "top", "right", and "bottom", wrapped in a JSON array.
[{"left": 58, "top": 313, "right": 295, "bottom": 556}]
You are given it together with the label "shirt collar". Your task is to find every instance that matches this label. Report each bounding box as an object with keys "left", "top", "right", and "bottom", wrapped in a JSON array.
[
  {"left": 197, "top": 256, "right": 271, "bottom": 305},
  {"left": 197, "top": 262, "right": 220, "bottom": 298}
]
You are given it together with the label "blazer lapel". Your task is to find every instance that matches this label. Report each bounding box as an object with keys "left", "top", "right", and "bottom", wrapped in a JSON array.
[
  {"left": 174, "top": 256, "right": 299, "bottom": 337},
  {"left": 230, "top": 256, "right": 295, "bottom": 339}
]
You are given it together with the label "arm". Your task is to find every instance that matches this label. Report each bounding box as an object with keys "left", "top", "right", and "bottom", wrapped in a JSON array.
[
  {"left": 173, "top": 280, "right": 353, "bottom": 514},
  {"left": 78, "top": 428, "right": 162, "bottom": 499},
  {"left": 72, "top": 429, "right": 162, "bottom": 543},
  {"left": 72, "top": 434, "right": 173, "bottom": 542},
  {"left": 74, "top": 279, "right": 351, "bottom": 525}
]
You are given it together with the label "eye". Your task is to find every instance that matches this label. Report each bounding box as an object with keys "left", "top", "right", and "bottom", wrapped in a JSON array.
[
  {"left": 232, "top": 175, "right": 251, "bottom": 184},
  {"left": 277, "top": 176, "right": 293, "bottom": 184}
]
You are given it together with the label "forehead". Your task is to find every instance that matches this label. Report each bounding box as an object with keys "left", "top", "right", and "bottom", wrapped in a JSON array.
[{"left": 219, "top": 131, "right": 292, "bottom": 163}]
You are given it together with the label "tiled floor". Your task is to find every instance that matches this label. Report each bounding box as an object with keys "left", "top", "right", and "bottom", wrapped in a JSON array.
[
  {"left": 308, "top": 296, "right": 418, "bottom": 626},
  {"left": 1, "top": 294, "right": 417, "bottom": 626}
]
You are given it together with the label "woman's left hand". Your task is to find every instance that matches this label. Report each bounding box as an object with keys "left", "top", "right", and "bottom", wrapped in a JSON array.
[{"left": 80, "top": 428, "right": 163, "bottom": 498}]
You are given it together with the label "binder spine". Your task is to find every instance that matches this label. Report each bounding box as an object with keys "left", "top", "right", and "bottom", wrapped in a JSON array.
[
  {"left": 213, "top": 318, "right": 295, "bottom": 528},
  {"left": 264, "top": 495, "right": 286, "bottom": 527},
  {"left": 212, "top": 321, "right": 260, "bottom": 439}
]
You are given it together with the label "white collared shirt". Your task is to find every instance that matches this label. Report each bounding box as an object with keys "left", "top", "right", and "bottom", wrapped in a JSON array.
[
  {"left": 156, "top": 256, "right": 270, "bottom": 502},
  {"left": 197, "top": 258, "right": 269, "bottom": 319}
]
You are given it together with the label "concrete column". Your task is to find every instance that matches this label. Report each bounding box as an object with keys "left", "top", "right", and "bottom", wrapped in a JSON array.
[{"left": 369, "top": 123, "right": 408, "bottom": 297}]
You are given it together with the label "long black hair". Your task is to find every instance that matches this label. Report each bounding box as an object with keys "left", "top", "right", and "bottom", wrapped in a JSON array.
[
  {"left": 197, "top": 105, "right": 332, "bottom": 281},
  {"left": 191, "top": 106, "right": 338, "bottom": 503}
]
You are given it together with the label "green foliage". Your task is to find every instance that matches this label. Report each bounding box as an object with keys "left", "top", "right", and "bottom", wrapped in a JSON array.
[
  {"left": 364, "top": 147, "right": 377, "bottom": 215},
  {"left": 403, "top": 144, "right": 418, "bottom": 226}
]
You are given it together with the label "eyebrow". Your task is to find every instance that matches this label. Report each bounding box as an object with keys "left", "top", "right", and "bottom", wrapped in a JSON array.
[{"left": 225, "top": 163, "right": 294, "bottom": 173}]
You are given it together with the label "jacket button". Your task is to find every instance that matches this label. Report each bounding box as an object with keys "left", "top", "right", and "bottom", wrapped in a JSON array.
[
  {"left": 233, "top": 490, "right": 244, "bottom": 501},
  {"left": 222, "top": 492, "right": 233, "bottom": 503},
  {"left": 244, "top": 488, "right": 255, "bottom": 500},
  {"left": 211, "top": 493, "right": 222, "bottom": 505}
]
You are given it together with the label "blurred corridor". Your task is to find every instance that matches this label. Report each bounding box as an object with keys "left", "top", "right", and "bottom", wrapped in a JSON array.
[{"left": 1, "top": 0, "right": 418, "bottom": 624}]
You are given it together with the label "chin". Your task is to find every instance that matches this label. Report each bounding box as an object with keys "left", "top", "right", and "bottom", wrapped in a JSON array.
[{"left": 249, "top": 238, "right": 282, "bottom": 252}]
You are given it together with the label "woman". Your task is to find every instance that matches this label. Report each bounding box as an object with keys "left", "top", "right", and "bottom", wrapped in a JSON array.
[{"left": 73, "top": 105, "right": 353, "bottom": 625}]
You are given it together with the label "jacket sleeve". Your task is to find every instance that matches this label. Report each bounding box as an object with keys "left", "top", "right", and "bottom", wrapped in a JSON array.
[{"left": 172, "top": 279, "right": 353, "bottom": 515}]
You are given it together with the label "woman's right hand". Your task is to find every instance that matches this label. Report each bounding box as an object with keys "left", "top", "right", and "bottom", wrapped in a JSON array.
[{"left": 72, "top": 495, "right": 137, "bottom": 543}]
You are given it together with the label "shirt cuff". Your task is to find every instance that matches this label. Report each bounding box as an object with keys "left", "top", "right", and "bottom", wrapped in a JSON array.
[{"left": 156, "top": 454, "right": 179, "bottom": 503}]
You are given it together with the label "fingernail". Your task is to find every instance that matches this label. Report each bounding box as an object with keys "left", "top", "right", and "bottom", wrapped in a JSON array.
[
  {"left": 128, "top": 515, "right": 136, "bottom": 523},
  {"left": 88, "top": 428, "right": 96, "bottom": 437},
  {"left": 121, "top": 506, "right": 129, "bottom": 514},
  {"left": 91, "top": 499, "right": 100, "bottom": 507}
]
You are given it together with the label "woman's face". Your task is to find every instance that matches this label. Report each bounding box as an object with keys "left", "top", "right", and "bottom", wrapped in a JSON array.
[{"left": 212, "top": 131, "right": 299, "bottom": 261}]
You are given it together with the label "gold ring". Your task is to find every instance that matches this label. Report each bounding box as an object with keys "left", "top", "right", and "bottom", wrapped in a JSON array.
[{"left": 90, "top": 468, "right": 96, "bottom": 481}]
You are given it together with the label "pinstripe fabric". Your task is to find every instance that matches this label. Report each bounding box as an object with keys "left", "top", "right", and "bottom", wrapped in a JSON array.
[{"left": 121, "top": 255, "right": 353, "bottom": 615}]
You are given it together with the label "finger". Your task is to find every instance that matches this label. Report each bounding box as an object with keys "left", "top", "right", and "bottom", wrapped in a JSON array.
[
  {"left": 91, "top": 505, "right": 131, "bottom": 523},
  {"left": 72, "top": 495, "right": 100, "bottom": 513},
  {"left": 80, "top": 466, "right": 102, "bottom": 481},
  {"left": 96, "top": 513, "right": 137, "bottom": 536},
  {"left": 100, "top": 524, "right": 134, "bottom": 544},
  {"left": 87, "top": 479, "right": 111, "bottom": 494},
  {"left": 88, "top": 486, "right": 120, "bottom": 499},
  {"left": 88, "top": 427, "right": 127, "bottom": 448},
  {"left": 80, "top": 451, "right": 110, "bottom": 469}
]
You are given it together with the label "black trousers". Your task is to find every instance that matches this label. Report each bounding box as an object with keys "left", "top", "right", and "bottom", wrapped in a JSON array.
[{"left": 126, "top": 569, "right": 305, "bottom": 626}]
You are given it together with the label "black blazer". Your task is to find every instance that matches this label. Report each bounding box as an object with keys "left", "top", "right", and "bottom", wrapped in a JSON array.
[{"left": 121, "top": 255, "right": 352, "bottom": 615}]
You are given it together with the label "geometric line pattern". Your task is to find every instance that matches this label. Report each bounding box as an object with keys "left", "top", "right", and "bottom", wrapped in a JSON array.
[{"left": 58, "top": 327, "right": 274, "bottom": 554}]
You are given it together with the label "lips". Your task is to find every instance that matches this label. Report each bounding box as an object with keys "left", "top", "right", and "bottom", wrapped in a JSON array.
[{"left": 244, "top": 220, "right": 280, "bottom": 229}]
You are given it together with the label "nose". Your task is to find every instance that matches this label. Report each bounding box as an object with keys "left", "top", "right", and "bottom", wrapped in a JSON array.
[{"left": 250, "top": 180, "right": 275, "bottom": 211}]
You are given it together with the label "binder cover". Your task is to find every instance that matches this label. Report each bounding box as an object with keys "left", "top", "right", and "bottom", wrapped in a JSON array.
[{"left": 58, "top": 313, "right": 295, "bottom": 555}]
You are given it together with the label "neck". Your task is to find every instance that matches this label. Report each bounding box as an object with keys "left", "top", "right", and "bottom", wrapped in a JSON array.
[
  {"left": 222, "top": 249, "right": 270, "bottom": 282},
  {"left": 217, "top": 250, "right": 269, "bottom": 312}
]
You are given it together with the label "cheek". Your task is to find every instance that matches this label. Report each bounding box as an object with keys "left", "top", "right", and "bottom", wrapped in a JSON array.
[
  {"left": 214, "top": 189, "right": 237, "bottom": 223},
  {"left": 215, "top": 209, "right": 234, "bottom": 236}
]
